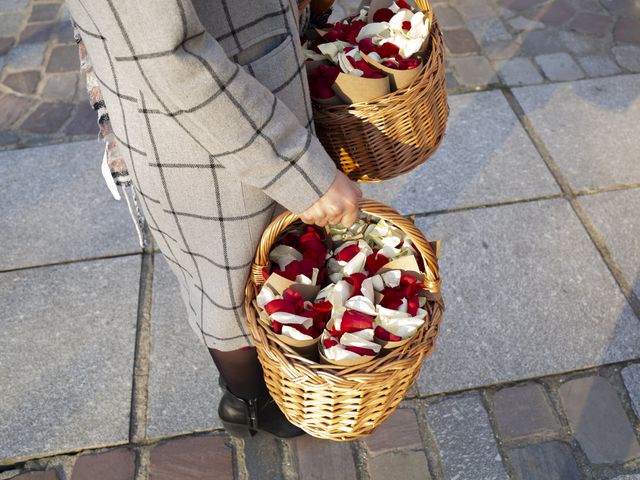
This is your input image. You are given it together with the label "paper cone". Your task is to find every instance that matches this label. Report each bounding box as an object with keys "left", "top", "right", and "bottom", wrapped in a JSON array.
[
  {"left": 360, "top": 51, "right": 424, "bottom": 91},
  {"left": 263, "top": 272, "right": 321, "bottom": 300},
  {"left": 318, "top": 320, "right": 379, "bottom": 366},
  {"left": 332, "top": 71, "right": 390, "bottom": 104}
]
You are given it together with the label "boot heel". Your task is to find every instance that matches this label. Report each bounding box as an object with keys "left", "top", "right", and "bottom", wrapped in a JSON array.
[{"left": 222, "top": 420, "right": 256, "bottom": 439}]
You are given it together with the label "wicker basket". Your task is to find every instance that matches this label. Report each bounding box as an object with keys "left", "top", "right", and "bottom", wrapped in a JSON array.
[
  {"left": 244, "top": 200, "right": 444, "bottom": 441},
  {"left": 311, "top": 1, "right": 449, "bottom": 183}
]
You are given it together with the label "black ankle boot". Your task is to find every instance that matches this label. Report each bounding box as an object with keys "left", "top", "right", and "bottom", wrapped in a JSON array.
[{"left": 218, "top": 377, "right": 305, "bottom": 439}]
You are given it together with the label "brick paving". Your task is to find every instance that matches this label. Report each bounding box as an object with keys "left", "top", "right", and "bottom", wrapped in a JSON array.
[{"left": 1, "top": 1, "right": 640, "bottom": 480}]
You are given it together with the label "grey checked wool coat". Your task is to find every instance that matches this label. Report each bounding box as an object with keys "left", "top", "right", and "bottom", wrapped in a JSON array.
[{"left": 66, "top": 0, "right": 339, "bottom": 350}]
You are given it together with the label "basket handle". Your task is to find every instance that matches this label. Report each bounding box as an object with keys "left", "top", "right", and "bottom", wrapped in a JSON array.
[{"left": 252, "top": 199, "right": 441, "bottom": 294}]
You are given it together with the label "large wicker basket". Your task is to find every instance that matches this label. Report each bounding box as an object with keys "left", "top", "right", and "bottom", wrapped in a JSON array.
[
  {"left": 244, "top": 200, "right": 444, "bottom": 441},
  {"left": 311, "top": 1, "right": 449, "bottom": 183}
]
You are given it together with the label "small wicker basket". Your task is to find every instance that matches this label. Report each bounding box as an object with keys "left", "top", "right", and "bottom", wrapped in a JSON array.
[
  {"left": 244, "top": 200, "right": 444, "bottom": 441},
  {"left": 311, "top": 1, "right": 449, "bottom": 183}
]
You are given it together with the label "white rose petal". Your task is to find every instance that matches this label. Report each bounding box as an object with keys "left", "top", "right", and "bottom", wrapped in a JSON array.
[
  {"left": 295, "top": 274, "right": 313, "bottom": 285},
  {"left": 340, "top": 332, "right": 382, "bottom": 352},
  {"left": 356, "top": 22, "right": 390, "bottom": 43},
  {"left": 256, "top": 286, "right": 278, "bottom": 308},
  {"left": 345, "top": 295, "right": 378, "bottom": 316},
  {"left": 349, "top": 328, "right": 375, "bottom": 341},
  {"left": 343, "top": 251, "right": 367, "bottom": 275},
  {"left": 371, "top": 274, "right": 385, "bottom": 291},
  {"left": 323, "top": 344, "right": 362, "bottom": 361},
  {"left": 269, "top": 245, "right": 302, "bottom": 270},
  {"left": 281, "top": 325, "right": 314, "bottom": 340},
  {"left": 361, "top": 277, "right": 376, "bottom": 303},
  {"left": 381, "top": 270, "right": 401, "bottom": 288},
  {"left": 270, "top": 312, "right": 313, "bottom": 327},
  {"left": 388, "top": 9, "right": 413, "bottom": 31}
]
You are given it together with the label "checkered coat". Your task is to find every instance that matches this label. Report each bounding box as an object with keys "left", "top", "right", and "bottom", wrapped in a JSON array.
[{"left": 66, "top": 0, "right": 338, "bottom": 350}]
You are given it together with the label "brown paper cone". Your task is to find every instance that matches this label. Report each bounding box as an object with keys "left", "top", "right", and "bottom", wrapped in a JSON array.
[
  {"left": 360, "top": 51, "right": 424, "bottom": 91},
  {"left": 263, "top": 272, "right": 321, "bottom": 300},
  {"left": 332, "top": 71, "right": 390, "bottom": 104}
]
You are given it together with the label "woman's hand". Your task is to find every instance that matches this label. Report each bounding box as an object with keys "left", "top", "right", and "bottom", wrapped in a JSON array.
[{"left": 299, "top": 171, "right": 362, "bottom": 227}]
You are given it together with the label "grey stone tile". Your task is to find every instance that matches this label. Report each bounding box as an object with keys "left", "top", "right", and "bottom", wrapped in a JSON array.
[
  {"left": 369, "top": 451, "right": 431, "bottom": 480},
  {"left": 244, "top": 434, "right": 285, "bottom": 480},
  {"left": 496, "top": 57, "right": 544, "bottom": 85},
  {"left": 622, "top": 364, "right": 640, "bottom": 418},
  {"left": 508, "top": 16, "right": 545, "bottom": 31},
  {"left": 513, "top": 75, "right": 640, "bottom": 190},
  {"left": 558, "top": 376, "right": 640, "bottom": 463},
  {"left": 613, "top": 45, "right": 640, "bottom": 73},
  {"left": 4, "top": 41, "right": 46, "bottom": 69},
  {"left": 293, "top": 436, "right": 358, "bottom": 480},
  {"left": 448, "top": 55, "right": 499, "bottom": 86},
  {"left": 611, "top": 475, "right": 640, "bottom": 480},
  {"left": 0, "top": 140, "right": 140, "bottom": 271},
  {"left": 426, "top": 393, "right": 508, "bottom": 480},
  {"left": 362, "top": 90, "right": 559, "bottom": 214},
  {"left": 507, "top": 442, "right": 581, "bottom": 480},
  {"left": 146, "top": 255, "right": 222, "bottom": 439},
  {"left": 578, "top": 54, "right": 622, "bottom": 77},
  {"left": 468, "top": 17, "right": 512, "bottom": 44},
  {"left": 0, "top": 0, "right": 27, "bottom": 10},
  {"left": 0, "top": 256, "right": 139, "bottom": 461},
  {"left": 0, "top": 11, "right": 24, "bottom": 36},
  {"left": 416, "top": 199, "right": 640, "bottom": 395},
  {"left": 492, "top": 383, "right": 561, "bottom": 439},
  {"left": 559, "top": 31, "right": 610, "bottom": 56},
  {"left": 535, "top": 52, "right": 585, "bottom": 81},
  {"left": 578, "top": 189, "right": 640, "bottom": 298}
]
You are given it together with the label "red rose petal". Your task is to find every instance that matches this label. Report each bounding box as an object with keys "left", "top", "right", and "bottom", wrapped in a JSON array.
[
  {"left": 272, "top": 321, "right": 283, "bottom": 334},
  {"left": 344, "top": 272, "right": 367, "bottom": 296},
  {"left": 323, "top": 338, "right": 339, "bottom": 349},
  {"left": 313, "top": 300, "right": 333, "bottom": 313},
  {"left": 396, "top": 0, "right": 412, "bottom": 9},
  {"left": 341, "top": 310, "right": 374, "bottom": 332},
  {"left": 265, "top": 298, "right": 295, "bottom": 315},
  {"left": 407, "top": 296, "right": 419, "bottom": 316},
  {"left": 358, "top": 38, "right": 377, "bottom": 55},
  {"left": 365, "top": 251, "right": 389, "bottom": 275},
  {"left": 335, "top": 243, "right": 361, "bottom": 262},
  {"left": 375, "top": 325, "right": 403, "bottom": 341},
  {"left": 345, "top": 345, "right": 377, "bottom": 356},
  {"left": 373, "top": 7, "right": 394, "bottom": 22},
  {"left": 378, "top": 42, "right": 400, "bottom": 58},
  {"left": 402, "top": 21, "right": 412, "bottom": 30},
  {"left": 261, "top": 265, "right": 271, "bottom": 280}
]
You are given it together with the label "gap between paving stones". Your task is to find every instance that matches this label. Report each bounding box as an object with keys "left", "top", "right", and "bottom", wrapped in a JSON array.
[
  {"left": 501, "top": 87, "right": 640, "bottom": 321},
  {"left": 129, "top": 251, "right": 154, "bottom": 444}
]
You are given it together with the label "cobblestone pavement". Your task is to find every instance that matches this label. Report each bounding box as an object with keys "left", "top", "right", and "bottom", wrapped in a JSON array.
[
  {"left": 1, "top": 0, "right": 640, "bottom": 148},
  {"left": 1, "top": 0, "right": 640, "bottom": 479}
]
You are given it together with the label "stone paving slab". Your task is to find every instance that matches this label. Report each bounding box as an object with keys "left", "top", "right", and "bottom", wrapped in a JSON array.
[
  {"left": 0, "top": 256, "right": 140, "bottom": 463},
  {"left": 0, "top": 140, "right": 140, "bottom": 271},
  {"left": 362, "top": 90, "right": 559, "bottom": 214},
  {"left": 425, "top": 393, "right": 509, "bottom": 480},
  {"left": 559, "top": 375, "right": 640, "bottom": 464},
  {"left": 578, "top": 188, "right": 640, "bottom": 298},
  {"left": 415, "top": 198, "right": 640, "bottom": 395},
  {"left": 146, "top": 255, "right": 222, "bottom": 439},
  {"left": 512, "top": 74, "right": 640, "bottom": 191}
]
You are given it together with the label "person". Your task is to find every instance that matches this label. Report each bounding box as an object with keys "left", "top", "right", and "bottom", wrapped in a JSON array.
[{"left": 67, "top": 0, "right": 362, "bottom": 438}]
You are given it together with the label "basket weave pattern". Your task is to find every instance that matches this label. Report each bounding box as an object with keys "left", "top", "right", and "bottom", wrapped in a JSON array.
[
  {"left": 244, "top": 200, "right": 444, "bottom": 440},
  {"left": 311, "top": 17, "right": 449, "bottom": 182}
]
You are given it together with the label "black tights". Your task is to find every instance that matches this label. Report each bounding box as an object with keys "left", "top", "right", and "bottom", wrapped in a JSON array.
[{"left": 208, "top": 347, "right": 266, "bottom": 400}]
